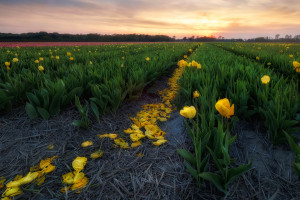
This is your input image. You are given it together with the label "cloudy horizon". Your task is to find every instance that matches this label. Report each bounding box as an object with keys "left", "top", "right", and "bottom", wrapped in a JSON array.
[{"left": 0, "top": 0, "right": 300, "bottom": 39}]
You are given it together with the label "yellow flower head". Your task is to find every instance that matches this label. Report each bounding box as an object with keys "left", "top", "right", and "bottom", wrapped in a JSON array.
[
  {"left": 69, "top": 57, "right": 74, "bottom": 61},
  {"left": 261, "top": 75, "right": 270, "bottom": 84},
  {"left": 180, "top": 106, "right": 196, "bottom": 119},
  {"left": 67, "top": 52, "right": 71, "bottom": 56},
  {"left": 5, "top": 62, "right": 10, "bottom": 67},
  {"left": 289, "top": 54, "right": 293, "bottom": 58},
  {"left": 256, "top": 56, "right": 259, "bottom": 60},
  {"left": 191, "top": 60, "right": 198, "bottom": 67},
  {"left": 189, "top": 49, "right": 193, "bottom": 52},
  {"left": 296, "top": 68, "right": 300, "bottom": 73},
  {"left": 38, "top": 66, "right": 44, "bottom": 71},
  {"left": 34, "top": 60, "right": 39, "bottom": 64},
  {"left": 56, "top": 56, "right": 60, "bottom": 60},
  {"left": 145, "top": 57, "right": 150, "bottom": 61},
  {"left": 72, "top": 157, "right": 87, "bottom": 172},
  {"left": 47, "top": 144, "right": 54, "bottom": 150},
  {"left": 89, "top": 61, "right": 93, "bottom": 65},
  {"left": 193, "top": 91, "right": 199, "bottom": 98},
  {"left": 81, "top": 141, "right": 93, "bottom": 147},
  {"left": 13, "top": 58, "right": 18, "bottom": 63},
  {"left": 215, "top": 98, "right": 234, "bottom": 119},
  {"left": 184, "top": 55, "right": 187, "bottom": 59},
  {"left": 90, "top": 151, "right": 103, "bottom": 159},
  {"left": 39, "top": 57, "right": 44, "bottom": 61},
  {"left": 293, "top": 61, "right": 300, "bottom": 69},
  {"left": 267, "top": 62, "right": 271, "bottom": 66},
  {"left": 122, "top": 56, "right": 125, "bottom": 60}
]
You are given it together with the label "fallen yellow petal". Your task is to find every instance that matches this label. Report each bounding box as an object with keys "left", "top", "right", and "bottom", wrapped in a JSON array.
[{"left": 81, "top": 141, "right": 93, "bottom": 147}]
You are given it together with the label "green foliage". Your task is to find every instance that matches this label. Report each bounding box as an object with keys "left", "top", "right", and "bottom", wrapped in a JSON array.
[{"left": 72, "top": 96, "right": 90, "bottom": 129}]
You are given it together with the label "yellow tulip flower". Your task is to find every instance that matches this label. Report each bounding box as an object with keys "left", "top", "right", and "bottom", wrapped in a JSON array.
[
  {"left": 180, "top": 106, "right": 196, "bottom": 119},
  {"left": 145, "top": 57, "right": 150, "bottom": 61},
  {"left": 38, "top": 66, "right": 44, "bottom": 71},
  {"left": 215, "top": 98, "right": 234, "bottom": 119},
  {"left": 13, "top": 58, "right": 18, "bottom": 63},
  {"left": 193, "top": 91, "right": 199, "bottom": 98},
  {"left": 261, "top": 75, "right": 270, "bottom": 84}
]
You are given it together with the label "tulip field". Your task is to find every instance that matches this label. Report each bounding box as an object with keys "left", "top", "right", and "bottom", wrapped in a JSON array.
[{"left": 0, "top": 42, "right": 299, "bottom": 199}]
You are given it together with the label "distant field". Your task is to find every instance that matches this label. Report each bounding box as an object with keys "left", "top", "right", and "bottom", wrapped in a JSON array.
[{"left": 0, "top": 41, "right": 164, "bottom": 47}]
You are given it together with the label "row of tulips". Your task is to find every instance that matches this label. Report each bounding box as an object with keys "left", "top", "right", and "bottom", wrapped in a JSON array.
[
  {"left": 215, "top": 42, "right": 300, "bottom": 77},
  {"left": 0, "top": 43, "right": 199, "bottom": 122},
  {"left": 176, "top": 43, "right": 299, "bottom": 193}
]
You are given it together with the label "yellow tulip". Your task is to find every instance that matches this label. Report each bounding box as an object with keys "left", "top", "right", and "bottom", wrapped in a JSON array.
[
  {"left": 191, "top": 60, "right": 198, "bottom": 67},
  {"left": 56, "top": 56, "right": 60, "bottom": 60},
  {"left": 72, "top": 157, "right": 87, "bottom": 172},
  {"left": 184, "top": 55, "right": 187, "bottom": 59},
  {"left": 215, "top": 98, "right": 234, "bottom": 119},
  {"left": 67, "top": 52, "right": 71, "bottom": 56},
  {"left": 90, "top": 151, "right": 103, "bottom": 159},
  {"left": 81, "top": 141, "right": 93, "bottom": 147},
  {"left": 145, "top": 57, "right": 150, "bottom": 61},
  {"left": 256, "top": 56, "right": 259, "bottom": 60},
  {"left": 189, "top": 49, "right": 193, "bottom": 52},
  {"left": 267, "top": 62, "right": 271, "bottom": 66},
  {"left": 193, "top": 91, "right": 199, "bottom": 98},
  {"left": 34, "top": 60, "right": 39, "bottom": 64},
  {"left": 5, "top": 62, "right": 10, "bottom": 67},
  {"left": 293, "top": 61, "right": 300, "bottom": 69},
  {"left": 39, "top": 57, "right": 43, "bottom": 61},
  {"left": 89, "top": 61, "right": 93, "bottom": 65},
  {"left": 13, "top": 58, "right": 18, "bottom": 63},
  {"left": 70, "top": 57, "right": 74, "bottom": 61},
  {"left": 180, "top": 106, "right": 196, "bottom": 119},
  {"left": 261, "top": 75, "right": 270, "bottom": 84},
  {"left": 289, "top": 54, "right": 293, "bottom": 58},
  {"left": 38, "top": 66, "right": 44, "bottom": 71},
  {"left": 122, "top": 56, "right": 125, "bottom": 60}
]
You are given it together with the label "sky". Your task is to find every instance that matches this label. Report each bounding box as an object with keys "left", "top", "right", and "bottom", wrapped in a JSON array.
[{"left": 0, "top": 0, "right": 300, "bottom": 39}]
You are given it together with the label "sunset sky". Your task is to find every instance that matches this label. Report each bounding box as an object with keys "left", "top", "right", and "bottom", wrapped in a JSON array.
[{"left": 0, "top": 0, "right": 300, "bottom": 39}]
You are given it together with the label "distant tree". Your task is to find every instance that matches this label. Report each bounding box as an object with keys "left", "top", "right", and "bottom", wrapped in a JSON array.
[{"left": 275, "top": 34, "right": 280, "bottom": 40}]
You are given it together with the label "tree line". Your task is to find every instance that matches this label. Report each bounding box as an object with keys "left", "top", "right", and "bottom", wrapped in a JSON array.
[{"left": 0, "top": 32, "right": 175, "bottom": 42}]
